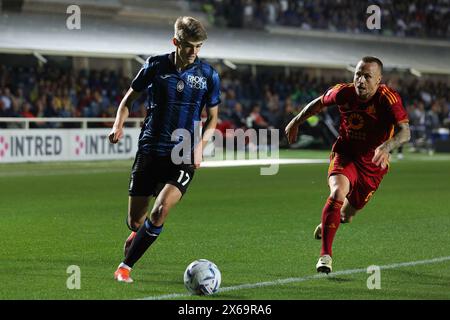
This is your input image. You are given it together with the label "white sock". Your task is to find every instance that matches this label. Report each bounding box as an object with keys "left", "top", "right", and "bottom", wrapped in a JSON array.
[{"left": 118, "top": 262, "right": 131, "bottom": 270}]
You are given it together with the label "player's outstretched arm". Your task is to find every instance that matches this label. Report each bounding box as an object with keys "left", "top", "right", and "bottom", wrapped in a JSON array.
[
  {"left": 372, "top": 122, "right": 411, "bottom": 169},
  {"left": 109, "top": 88, "right": 141, "bottom": 144},
  {"left": 285, "top": 96, "right": 325, "bottom": 144}
]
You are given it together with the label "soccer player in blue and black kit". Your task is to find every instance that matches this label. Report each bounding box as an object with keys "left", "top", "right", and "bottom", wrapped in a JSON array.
[{"left": 109, "top": 17, "right": 220, "bottom": 283}]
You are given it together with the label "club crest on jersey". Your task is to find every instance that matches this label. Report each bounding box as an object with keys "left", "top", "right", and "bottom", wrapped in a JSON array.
[
  {"left": 187, "top": 75, "right": 207, "bottom": 90},
  {"left": 176, "top": 80, "right": 185, "bottom": 92},
  {"left": 366, "top": 104, "right": 376, "bottom": 116}
]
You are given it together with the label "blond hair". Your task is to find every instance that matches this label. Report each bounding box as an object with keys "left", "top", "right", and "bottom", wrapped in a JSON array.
[{"left": 174, "top": 16, "right": 207, "bottom": 42}]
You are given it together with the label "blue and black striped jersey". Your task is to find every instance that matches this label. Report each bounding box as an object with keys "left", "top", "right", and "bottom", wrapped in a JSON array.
[{"left": 131, "top": 52, "right": 221, "bottom": 156}]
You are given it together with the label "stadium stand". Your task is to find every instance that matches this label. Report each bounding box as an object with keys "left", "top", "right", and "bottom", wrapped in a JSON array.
[
  {"left": 1, "top": 61, "right": 448, "bottom": 152},
  {"left": 192, "top": 0, "right": 450, "bottom": 39},
  {"left": 0, "top": 0, "right": 449, "bottom": 153}
]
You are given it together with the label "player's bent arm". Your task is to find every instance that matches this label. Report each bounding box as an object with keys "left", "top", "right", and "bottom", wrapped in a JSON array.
[
  {"left": 202, "top": 106, "right": 219, "bottom": 149},
  {"left": 379, "top": 122, "right": 411, "bottom": 153},
  {"left": 193, "top": 106, "right": 218, "bottom": 168},
  {"left": 109, "top": 88, "right": 141, "bottom": 143},
  {"left": 372, "top": 122, "right": 410, "bottom": 168},
  {"left": 292, "top": 96, "right": 325, "bottom": 125},
  {"left": 285, "top": 96, "right": 325, "bottom": 144},
  {"left": 113, "top": 88, "right": 141, "bottom": 129}
]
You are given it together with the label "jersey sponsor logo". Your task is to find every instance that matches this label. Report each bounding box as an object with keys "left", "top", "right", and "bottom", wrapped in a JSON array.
[
  {"left": 177, "top": 80, "right": 185, "bottom": 92},
  {"left": 187, "top": 75, "right": 207, "bottom": 90},
  {"left": 348, "top": 130, "right": 367, "bottom": 141},
  {"left": 348, "top": 113, "right": 364, "bottom": 130}
]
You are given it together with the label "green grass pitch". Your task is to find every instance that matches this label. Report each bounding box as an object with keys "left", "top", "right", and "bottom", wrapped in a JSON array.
[{"left": 0, "top": 150, "right": 449, "bottom": 300}]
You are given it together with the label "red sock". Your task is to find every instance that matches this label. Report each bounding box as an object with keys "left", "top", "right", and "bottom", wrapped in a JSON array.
[{"left": 321, "top": 197, "right": 344, "bottom": 256}]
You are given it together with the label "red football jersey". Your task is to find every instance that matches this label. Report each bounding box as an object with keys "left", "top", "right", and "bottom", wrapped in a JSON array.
[{"left": 321, "top": 83, "right": 408, "bottom": 158}]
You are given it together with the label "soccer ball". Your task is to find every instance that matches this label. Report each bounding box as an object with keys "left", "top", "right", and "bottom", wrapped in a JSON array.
[{"left": 183, "top": 259, "right": 221, "bottom": 295}]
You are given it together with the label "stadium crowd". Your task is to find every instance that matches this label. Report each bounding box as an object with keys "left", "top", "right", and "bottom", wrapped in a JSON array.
[
  {"left": 195, "top": 0, "right": 450, "bottom": 39},
  {"left": 0, "top": 63, "right": 449, "bottom": 150}
]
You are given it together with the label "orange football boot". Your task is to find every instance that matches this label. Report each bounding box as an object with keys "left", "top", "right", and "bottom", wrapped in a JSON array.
[{"left": 114, "top": 266, "right": 133, "bottom": 283}]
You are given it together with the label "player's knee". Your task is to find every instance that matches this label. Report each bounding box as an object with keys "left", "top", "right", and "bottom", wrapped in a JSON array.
[
  {"left": 340, "top": 215, "right": 353, "bottom": 223},
  {"left": 329, "top": 188, "right": 347, "bottom": 202},
  {"left": 151, "top": 204, "right": 169, "bottom": 224},
  {"left": 126, "top": 217, "right": 141, "bottom": 232}
]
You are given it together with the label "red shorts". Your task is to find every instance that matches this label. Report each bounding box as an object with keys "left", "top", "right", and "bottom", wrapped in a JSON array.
[{"left": 327, "top": 152, "right": 387, "bottom": 210}]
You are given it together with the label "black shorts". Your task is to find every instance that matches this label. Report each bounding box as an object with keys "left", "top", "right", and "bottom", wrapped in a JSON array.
[{"left": 128, "top": 151, "right": 196, "bottom": 197}]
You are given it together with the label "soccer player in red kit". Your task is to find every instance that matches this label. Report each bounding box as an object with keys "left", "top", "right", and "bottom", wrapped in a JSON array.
[{"left": 285, "top": 57, "right": 410, "bottom": 273}]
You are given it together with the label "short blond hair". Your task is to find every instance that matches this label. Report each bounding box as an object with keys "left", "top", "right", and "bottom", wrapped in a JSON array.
[{"left": 174, "top": 16, "right": 207, "bottom": 42}]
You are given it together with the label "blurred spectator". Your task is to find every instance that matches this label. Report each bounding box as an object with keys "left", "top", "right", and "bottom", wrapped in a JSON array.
[
  {"left": 0, "top": 87, "right": 12, "bottom": 111},
  {"left": 193, "top": 0, "right": 449, "bottom": 39},
  {"left": 0, "top": 61, "right": 448, "bottom": 152},
  {"left": 426, "top": 102, "right": 442, "bottom": 153},
  {"left": 0, "top": 100, "right": 6, "bottom": 116},
  {"left": 20, "top": 101, "right": 35, "bottom": 118},
  {"left": 278, "top": 98, "right": 297, "bottom": 147},
  {"left": 246, "top": 103, "right": 270, "bottom": 129},
  {"left": 230, "top": 102, "right": 247, "bottom": 129}
]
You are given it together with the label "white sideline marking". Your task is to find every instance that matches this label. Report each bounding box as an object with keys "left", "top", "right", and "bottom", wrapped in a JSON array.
[
  {"left": 0, "top": 159, "right": 327, "bottom": 177},
  {"left": 140, "top": 256, "right": 450, "bottom": 300},
  {"left": 201, "top": 158, "right": 328, "bottom": 167}
]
